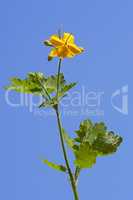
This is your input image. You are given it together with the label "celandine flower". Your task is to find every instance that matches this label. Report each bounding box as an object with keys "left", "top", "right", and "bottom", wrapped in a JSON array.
[{"left": 44, "top": 32, "right": 84, "bottom": 60}]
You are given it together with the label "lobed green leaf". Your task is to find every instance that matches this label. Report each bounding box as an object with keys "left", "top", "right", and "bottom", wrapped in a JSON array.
[
  {"left": 5, "top": 72, "right": 77, "bottom": 109},
  {"left": 73, "top": 119, "right": 123, "bottom": 169}
]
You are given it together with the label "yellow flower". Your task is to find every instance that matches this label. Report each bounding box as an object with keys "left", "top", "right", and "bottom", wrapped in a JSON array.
[{"left": 44, "top": 32, "right": 84, "bottom": 60}]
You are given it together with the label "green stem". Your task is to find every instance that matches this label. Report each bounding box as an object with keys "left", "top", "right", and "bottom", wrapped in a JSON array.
[
  {"left": 55, "top": 106, "right": 79, "bottom": 200},
  {"left": 42, "top": 84, "right": 51, "bottom": 100},
  {"left": 55, "top": 59, "right": 79, "bottom": 200},
  {"left": 35, "top": 73, "right": 51, "bottom": 100},
  {"left": 56, "top": 58, "right": 62, "bottom": 101}
]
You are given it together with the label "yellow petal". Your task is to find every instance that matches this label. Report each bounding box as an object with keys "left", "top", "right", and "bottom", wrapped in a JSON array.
[
  {"left": 62, "top": 32, "right": 74, "bottom": 44},
  {"left": 56, "top": 46, "right": 70, "bottom": 59},
  {"left": 66, "top": 49, "right": 75, "bottom": 58},
  {"left": 50, "top": 35, "right": 64, "bottom": 47},
  {"left": 68, "top": 43, "right": 84, "bottom": 55},
  {"left": 48, "top": 48, "right": 57, "bottom": 61}
]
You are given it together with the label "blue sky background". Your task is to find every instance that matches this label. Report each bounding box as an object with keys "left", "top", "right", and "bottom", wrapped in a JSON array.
[{"left": 0, "top": 0, "right": 132, "bottom": 199}]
